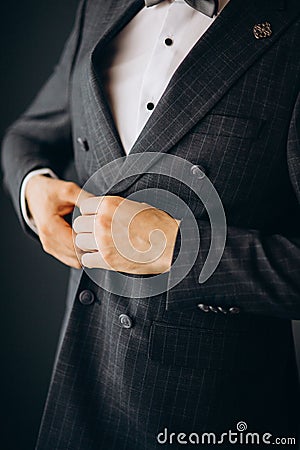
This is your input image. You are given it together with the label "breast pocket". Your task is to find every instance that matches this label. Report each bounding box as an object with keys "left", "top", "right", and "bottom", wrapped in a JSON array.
[
  {"left": 172, "top": 114, "right": 266, "bottom": 213},
  {"left": 192, "top": 114, "right": 263, "bottom": 140}
]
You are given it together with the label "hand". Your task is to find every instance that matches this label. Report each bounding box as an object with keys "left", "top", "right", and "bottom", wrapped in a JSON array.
[
  {"left": 73, "top": 196, "right": 180, "bottom": 274},
  {"left": 26, "top": 175, "right": 91, "bottom": 268}
]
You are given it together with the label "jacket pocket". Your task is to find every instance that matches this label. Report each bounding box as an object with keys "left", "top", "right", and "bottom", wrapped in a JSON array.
[{"left": 192, "top": 114, "right": 263, "bottom": 140}]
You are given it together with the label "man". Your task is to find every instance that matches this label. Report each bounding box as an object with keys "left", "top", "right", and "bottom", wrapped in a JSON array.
[{"left": 2, "top": 0, "right": 300, "bottom": 448}]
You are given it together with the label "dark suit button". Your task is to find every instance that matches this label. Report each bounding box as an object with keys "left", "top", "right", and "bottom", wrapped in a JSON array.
[
  {"left": 197, "top": 303, "right": 210, "bottom": 312},
  {"left": 229, "top": 307, "right": 240, "bottom": 314},
  {"left": 191, "top": 164, "right": 206, "bottom": 179},
  {"left": 79, "top": 290, "right": 95, "bottom": 305},
  {"left": 119, "top": 314, "right": 133, "bottom": 329},
  {"left": 77, "top": 137, "right": 89, "bottom": 151}
]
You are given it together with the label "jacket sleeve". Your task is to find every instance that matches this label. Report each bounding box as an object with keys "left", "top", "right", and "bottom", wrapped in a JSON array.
[
  {"left": 167, "top": 90, "right": 300, "bottom": 320},
  {"left": 1, "top": 0, "right": 86, "bottom": 235}
]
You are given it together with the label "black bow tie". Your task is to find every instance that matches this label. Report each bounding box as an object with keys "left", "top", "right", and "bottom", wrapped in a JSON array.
[{"left": 145, "top": 0, "right": 219, "bottom": 18}]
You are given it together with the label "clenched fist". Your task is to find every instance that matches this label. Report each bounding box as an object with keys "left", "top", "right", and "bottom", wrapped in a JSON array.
[{"left": 73, "top": 196, "right": 180, "bottom": 275}]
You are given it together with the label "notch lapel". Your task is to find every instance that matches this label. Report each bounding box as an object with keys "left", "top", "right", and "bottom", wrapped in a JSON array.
[
  {"left": 84, "top": 0, "right": 299, "bottom": 194},
  {"left": 83, "top": 0, "right": 144, "bottom": 172},
  {"left": 129, "top": 0, "right": 298, "bottom": 158}
]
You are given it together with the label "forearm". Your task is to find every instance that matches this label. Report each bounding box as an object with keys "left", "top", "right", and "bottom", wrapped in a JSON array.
[{"left": 1, "top": 0, "right": 86, "bottom": 234}]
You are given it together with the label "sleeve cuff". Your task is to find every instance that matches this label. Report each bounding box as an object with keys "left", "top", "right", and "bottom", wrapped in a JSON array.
[{"left": 20, "top": 168, "right": 58, "bottom": 234}]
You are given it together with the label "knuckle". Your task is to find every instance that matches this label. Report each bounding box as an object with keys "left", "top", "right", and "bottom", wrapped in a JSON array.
[
  {"left": 99, "top": 196, "right": 121, "bottom": 214},
  {"left": 96, "top": 213, "right": 110, "bottom": 229},
  {"left": 60, "top": 185, "right": 70, "bottom": 198},
  {"left": 110, "top": 196, "right": 123, "bottom": 206},
  {"left": 98, "top": 197, "right": 110, "bottom": 214},
  {"left": 61, "top": 181, "right": 77, "bottom": 198}
]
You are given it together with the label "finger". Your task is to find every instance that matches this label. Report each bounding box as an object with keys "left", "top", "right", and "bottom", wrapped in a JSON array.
[
  {"left": 38, "top": 217, "right": 82, "bottom": 269},
  {"left": 81, "top": 251, "right": 111, "bottom": 270},
  {"left": 53, "top": 217, "right": 80, "bottom": 257},
  {"left": 75, "top": 233, "right": 98, "bottom": 251},
  {"left": 76, "top": 189, "right": 94, "bottom": 208},
  {"left": 80, "top": 196, "right": 104, "bottom": 215},
  {"left": 73, "top": 215, "right": 95, "bottom": 233}
]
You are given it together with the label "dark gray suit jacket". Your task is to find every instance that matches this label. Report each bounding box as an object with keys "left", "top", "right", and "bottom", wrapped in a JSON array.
[{"left": 2, "top": 0, "right": 300, "bottom": 448}]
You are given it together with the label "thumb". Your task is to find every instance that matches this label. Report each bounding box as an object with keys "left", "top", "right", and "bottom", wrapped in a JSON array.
[
  {"left": 61, "top": 181, "right": 93, "bottom": 207},
  {"left": 77, "top": 188, "right": 94, "bottom": 208}
]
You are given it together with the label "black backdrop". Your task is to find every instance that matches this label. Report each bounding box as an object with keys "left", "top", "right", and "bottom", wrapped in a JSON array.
[
  {"left": 0, "top": 2, "right": 299, "bottom": 450},
  {"left": 0, "top": 2, "right": 77, "bottom": 449}
]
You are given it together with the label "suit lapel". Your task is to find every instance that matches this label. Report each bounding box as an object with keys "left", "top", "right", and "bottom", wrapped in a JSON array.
[
  {"left": 84, "top": 0, "right": 144, "bottom": 170},
  {"left": 129, "top": 0, "right": 298, "bottom": 157},
  {"left": 85, "top": 0, "right": 299, "bottom": 193}
]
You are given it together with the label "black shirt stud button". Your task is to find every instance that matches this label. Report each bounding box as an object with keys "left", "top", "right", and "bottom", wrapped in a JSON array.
[
  {"left": 147, "top": 102, "right": 155, "bottom": 111},
  {"left": 165, "top": 38, "right": 173, "bottom": 46}
]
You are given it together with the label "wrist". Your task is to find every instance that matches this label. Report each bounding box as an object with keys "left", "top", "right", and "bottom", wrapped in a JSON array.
[{"left": 22, "top": 169, "right": 58, "bottom": 226}]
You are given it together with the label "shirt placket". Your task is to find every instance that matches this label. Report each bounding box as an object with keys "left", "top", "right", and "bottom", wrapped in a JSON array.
[{"left": 136, "top": 1, "right": 193, "bottom": 135}]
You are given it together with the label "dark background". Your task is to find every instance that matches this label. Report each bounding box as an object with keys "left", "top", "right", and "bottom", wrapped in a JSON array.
[
  {"left": 0, "top": 1, "right": 78, "bottom": 449},
  {"left": 0, "top": 2, "right": 299, "bottom": 450}
]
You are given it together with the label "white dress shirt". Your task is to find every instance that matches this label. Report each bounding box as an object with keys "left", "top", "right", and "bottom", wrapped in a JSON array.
[
  {"left": 101, "top": 0, "right": 229, "bottom": 152},
  {"left": 21, "top": 0, "right": 230, "bottom": 232}
]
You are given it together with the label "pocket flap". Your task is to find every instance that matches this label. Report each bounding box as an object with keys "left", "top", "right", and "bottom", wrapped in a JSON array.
[{"left": 193, "top": 114, "right": 262, "bottom": 139}]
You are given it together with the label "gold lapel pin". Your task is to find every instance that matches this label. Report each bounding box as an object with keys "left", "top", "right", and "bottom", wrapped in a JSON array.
[{"left": 253, "top": 22, "right": 273, "bottom": 39}]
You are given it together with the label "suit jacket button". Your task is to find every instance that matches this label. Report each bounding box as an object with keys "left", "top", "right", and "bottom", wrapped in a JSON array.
[
  {"left": 191, "top": 164, "right": 206, "bottom": 179},
  {"left": 119, "top": 314, "right": 133, "bottom": 329},
  {"left": 229, "top": 307, "right": 240, "bottom": 314},
  {"left": 77, "top": 137, "right": 89, "bottom": 151},
  {"left": 197, "top": 303, "right": 210, "bottom": 312},
  {"left": 79, "top": 290, "right": 95, "bottom": 305},
  {"left": 217, "top": 307, "right": 228, "bottom": 314}
]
